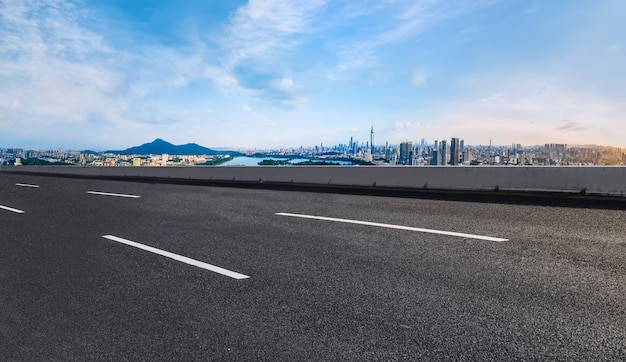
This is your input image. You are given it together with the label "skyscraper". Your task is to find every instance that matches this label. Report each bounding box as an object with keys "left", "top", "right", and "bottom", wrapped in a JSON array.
[
  {"left": 460, "top": 139, "right": 465, "bottom": 164},
  {"left": 385, "top": 141, "right": 389, "bottom": 161},
  {"left": 400, "top": 141, "right": 412, "bottom": 164},
  {"left": 440, "top": 140, "right": 449, "bottom": 165},
  {"left": 450, "top": 137, "right": 460, "bottom": 165},
  {"left": 370, "top": 125, "right": 375, "bottom": 154},
  {"left": 431, "top": 149, "right": 439, "bottom": 165}
]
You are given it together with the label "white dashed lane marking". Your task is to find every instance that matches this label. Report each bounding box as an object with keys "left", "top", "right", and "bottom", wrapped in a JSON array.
[
  {"left": 87, "top": 191, "right": 141, "bottom": 198},
  {"left": 276, "top": 212, "right": 509, "bottom": 242},
  {"left": 0, "top": 205, "right": 25, "bottom": 214},
  {"left": 15, "top": 183, "right": 39, "bottom": 188},
  {"left": 102, "top": 235, "right": 250, "bottom": 280}
]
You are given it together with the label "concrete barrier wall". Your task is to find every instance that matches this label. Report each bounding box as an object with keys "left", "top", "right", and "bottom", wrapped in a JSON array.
[{"left": 2, "top": 165, "right": 625, "bottom": 197}]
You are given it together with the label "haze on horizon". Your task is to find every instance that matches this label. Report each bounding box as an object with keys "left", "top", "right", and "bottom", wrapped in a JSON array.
[{"left": 1, "top": 0, "right": 625, "bottom": 150}]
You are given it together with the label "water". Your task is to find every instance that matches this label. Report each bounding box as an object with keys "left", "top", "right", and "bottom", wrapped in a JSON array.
[{"left": 218, "top": 156, "right": 353, "bottom": 166}]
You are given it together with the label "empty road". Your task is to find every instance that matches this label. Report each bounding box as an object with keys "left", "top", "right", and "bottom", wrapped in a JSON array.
[{"left": 1, "top": 173, "right": 625, "bottom": 360}]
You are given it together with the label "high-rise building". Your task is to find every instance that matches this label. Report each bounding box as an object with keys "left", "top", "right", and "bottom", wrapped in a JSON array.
[
  {"left": 463, "top": 149, "right": 472, "bottom": 164},
  {"left": 440, "top": 140, "right": 449, "bottom": 165},
  {"left": 431, "top": 149, "right": 439, "bottom": 165},
  {"left": 459, "top": 139, "right": 465, "bottom": 163},
  {"left": 450, "top": 138, "right": 460, "bottom": 165},
  {"left": 385, "top": 141, "right": 389, "bottom": 161},
  {"left": 400, "top": 141, "right": 413, "bottom": 164}
]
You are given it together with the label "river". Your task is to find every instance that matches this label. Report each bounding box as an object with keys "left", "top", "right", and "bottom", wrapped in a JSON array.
[{"left": 218, "top": 156, "right": 353, "bottom": 166}]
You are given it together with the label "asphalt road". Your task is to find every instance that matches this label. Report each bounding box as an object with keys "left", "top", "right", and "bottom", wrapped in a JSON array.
[{"left": 1, "top": 173, "right": 625, "bottom": 361}]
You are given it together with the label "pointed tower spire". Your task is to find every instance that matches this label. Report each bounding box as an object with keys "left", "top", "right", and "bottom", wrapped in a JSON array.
[{"left": 370, "top": 124, "right": 375, "bottom": 154}]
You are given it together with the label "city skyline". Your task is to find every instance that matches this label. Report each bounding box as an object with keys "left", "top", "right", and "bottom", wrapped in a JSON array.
[
  {"left": 3, "top": 135, "right": 624, "bottom": 167},
  {"left": 1, "top": 133, "right": 624, "bottom": 153},
  {"left": 1, "top": 1, "right": 625, "bottom": 150}
]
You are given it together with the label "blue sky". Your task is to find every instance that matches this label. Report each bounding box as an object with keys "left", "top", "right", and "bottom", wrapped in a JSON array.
[{"left": 1, "top": 0, "right": 625, "bottom": 150}]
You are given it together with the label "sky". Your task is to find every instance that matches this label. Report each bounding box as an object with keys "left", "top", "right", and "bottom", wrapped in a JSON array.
[{"left": 1, "top": 0, "right": 625, "bottom": 150}]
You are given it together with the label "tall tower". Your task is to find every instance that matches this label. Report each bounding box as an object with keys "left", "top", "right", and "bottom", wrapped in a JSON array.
[
  {"left": 400, "top": 141, "right": 413, "bottom": 164},
  {"left": 385, "top": 141, "right": 389, "bottom": 161},
  {"left": 370, "top": 125, "right": 375, "bottom": 154},
  {"left": 460, "top": 139, "right": 465, "bottom": 163},
  {"left": 440, "top": 140, "right": 449, "bottom": 165},
  {"left": 450, "top": 137, "right": 460, "bottom": 165},
  {"left": 431, "top": 149, "right": 439, "bottom": 165}
]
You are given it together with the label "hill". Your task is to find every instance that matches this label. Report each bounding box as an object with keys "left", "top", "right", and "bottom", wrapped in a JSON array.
[{"left": 106, "top": 139, "right": 242, "bottom": 156}]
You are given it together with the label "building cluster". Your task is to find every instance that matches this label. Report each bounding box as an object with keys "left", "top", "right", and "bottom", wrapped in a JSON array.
[
  {"left": 386, "top": 137, "right": 471, "bottom": 166},
  {"left": 0, "top": 148, "right": 233, "bottom": 167},
  {"left": 468, "top": 144, "right": 626, "bottom": 166},
  {"left": 0, "top": 148, "right": 80, "bottom": 166},
  {"left": 78, "top": 153, "right": 231, "bottom": 167},
  {"left": 243, "top": 130, "right": 626, "bottom": 167}
]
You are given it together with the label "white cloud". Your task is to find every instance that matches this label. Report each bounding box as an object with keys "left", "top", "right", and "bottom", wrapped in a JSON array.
[
  {"left": 273, "top": 76, "right": 298, "bottom": 93},
  {"left": 280, "top": 96, "right": 309, "bottom": 108},
  {"left": 604, "top": 43, "right": 623, "bottom": 54},
  {"left": 198, "top": 1, "right": 328, "bottom": 106},
  {"left": 392, "top": 121, "right": 420, "bottom": 132},
  {"left": 411, "top": 74, "right": 428, "bottom": 85},
  {"left": 0, "top": 0, "right": 129, "bottom": 128},
  {"left": 239, "top": 75, "right": 309, "bottom": 109},
  {"left": 554, "top": 120, "right": 586, "bottom": 132},
  {"left": 332, "top": 1, "right": 487, "bottom": 75},
  {"left": 526, "top": 2, "right": 539, "bottom": 14},
  {"left": 222, "top": 0, "right": 327, "bottom": 68},
  {"left": 479, "top": 93, "right": 503, "bottom": 103}
]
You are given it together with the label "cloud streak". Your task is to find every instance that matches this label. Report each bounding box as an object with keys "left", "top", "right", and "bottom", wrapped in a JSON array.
[
  {"left": 332, "top": 1, "right": 488, "bottom": 75},
  {"left": 555, "top": 120, "right": 586, "bottom": 132},
  {"left": 479, "top": 93, "right": 503, "bottom": 103},
  {"left": 222, "top": 0, "right": 327, "bottom": 67},
  {"left": 393, "top": 121, "right": 421, "bottom": 133}
]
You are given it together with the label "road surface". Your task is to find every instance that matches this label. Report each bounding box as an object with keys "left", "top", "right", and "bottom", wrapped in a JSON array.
[{"left": 1, "top": 173, "right": 625, "bottom": 360}]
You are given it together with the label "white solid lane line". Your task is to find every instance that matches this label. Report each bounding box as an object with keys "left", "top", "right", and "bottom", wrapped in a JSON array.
[
  {"left": 0, "top": 205, "right": 25, "bottom": 214},
  {"left": 15, "top": 183, "right": 39, "bottom": 188},
  {"left": 87, "top": 191, "right": 141, "bottom": 198},
  {"left": 102, "top": 235, "right": 250, "bottom": 280},
  {"left": 276, "top": 212, "right": 509, "bottom": 242}
]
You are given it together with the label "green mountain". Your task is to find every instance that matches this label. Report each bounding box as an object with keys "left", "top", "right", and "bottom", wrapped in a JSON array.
[{"left": 106, "top": 139, "right": 242, "bottom": 156}]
